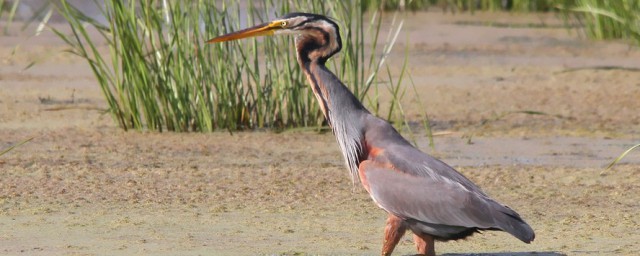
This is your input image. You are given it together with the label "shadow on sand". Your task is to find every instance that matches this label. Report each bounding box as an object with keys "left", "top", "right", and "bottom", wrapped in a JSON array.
[{"left": 436, "top": 252, "right": 566, "bottom": 256}]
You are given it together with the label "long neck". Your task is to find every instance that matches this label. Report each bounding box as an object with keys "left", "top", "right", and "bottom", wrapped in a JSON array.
[
  {"left": 295, "top": 34, "right": 368, "bottom": 184},
  {"left": 301, "top": 62, "right": 368, "bottom": 126}
]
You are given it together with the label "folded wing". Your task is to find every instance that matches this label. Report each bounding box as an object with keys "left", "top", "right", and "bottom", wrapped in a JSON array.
[{"left": 361, "top": 144, "right": 535, "bottom": 242}]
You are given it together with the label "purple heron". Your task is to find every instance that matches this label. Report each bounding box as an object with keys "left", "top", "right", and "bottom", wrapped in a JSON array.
[{"left": 207, "top": 13, "right": 535, "bottom": 256}]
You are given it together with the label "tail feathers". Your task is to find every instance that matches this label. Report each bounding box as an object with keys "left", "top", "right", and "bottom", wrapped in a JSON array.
[{"left": 492, "top": 204, "right": 535, "bottom": 243}]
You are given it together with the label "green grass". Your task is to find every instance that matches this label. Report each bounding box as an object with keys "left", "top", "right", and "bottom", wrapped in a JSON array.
[
  {"left": 52, "top": 0, "right": 409, "bottom": 132},
  {"left": 559, "top": 0, "right": 640, "bottom": 45},
  {"left": 0, "top": 0, "right": 19, "bottom": 34}
]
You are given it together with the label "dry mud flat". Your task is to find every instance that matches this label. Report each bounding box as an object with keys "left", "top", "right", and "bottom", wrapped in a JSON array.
[{"left": 1, "top": 12, "right": 640, "bottom": 255}]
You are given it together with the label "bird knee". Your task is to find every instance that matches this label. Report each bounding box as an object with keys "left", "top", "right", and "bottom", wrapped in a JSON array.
[{"left": 413, "top": 232, "right": 435, "bottom": 256}]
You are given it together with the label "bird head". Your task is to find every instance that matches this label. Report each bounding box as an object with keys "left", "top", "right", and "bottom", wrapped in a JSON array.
[
  {"left": 207, "top": 14, "right": 298, "bottom": 43},
  {"left": 206, "top": 13, "right": 341, "bottom": 58}
]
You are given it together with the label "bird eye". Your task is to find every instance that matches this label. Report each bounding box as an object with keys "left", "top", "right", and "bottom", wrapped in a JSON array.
[{"left": 281, "top": 21, "right": 288, "bottom": 27}]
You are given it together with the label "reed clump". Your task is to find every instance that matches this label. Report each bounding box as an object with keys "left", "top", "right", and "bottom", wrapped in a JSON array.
[
  {"left": 53, "top": 0, "right": 406, "bottom": 132},
  {"left": 559, "top": 0, "right": 640, "bottom": 45}
]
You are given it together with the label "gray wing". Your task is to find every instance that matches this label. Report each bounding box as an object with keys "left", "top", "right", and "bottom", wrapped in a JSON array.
[
  {"left": 364, "top": 161, "right": 497, "bottom": 228},
  {"left": 361, "top": 144, "right": 535, "bottom": 242},
  {"left": 362, "top": 115, "right": 489, "bottom": 196},
  {"left": 359, "top": 115, "right": 534, "bottom": 242},
  {"left": 386, "top": 143, "right": 489, "bottom": 196}
]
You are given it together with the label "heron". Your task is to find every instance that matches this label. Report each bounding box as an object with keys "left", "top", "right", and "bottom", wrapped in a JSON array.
[{"left": 207, "top": 12, "right": 535, "bottom": 256}]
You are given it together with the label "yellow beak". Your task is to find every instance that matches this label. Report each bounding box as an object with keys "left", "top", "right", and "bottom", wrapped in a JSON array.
[{"left": 206, "top": 21, "right": 282, "bottom": 43}]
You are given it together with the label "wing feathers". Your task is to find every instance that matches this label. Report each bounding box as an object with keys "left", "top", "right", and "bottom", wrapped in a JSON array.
[
  {"left": 491, "top": 205, "right": 536, "bottom": 243},
  {"left": 362, "top": 159, "right": 534, "bottom": 241},
  {"left": 360, "top": 114, "right": 534, "bottom": 242}
]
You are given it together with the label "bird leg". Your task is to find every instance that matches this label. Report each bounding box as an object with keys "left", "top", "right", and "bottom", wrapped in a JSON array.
[
  {"left": 413, "top": 232, "right": 436, "bottom": 256},
  {"left": 382, "top": 214, "right": 407, "bottom": 256}
]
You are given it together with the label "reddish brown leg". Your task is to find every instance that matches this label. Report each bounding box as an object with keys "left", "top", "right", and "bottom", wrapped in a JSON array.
[
  {"left": 381, "top": 214, "right": 407, "bottom": 256},
  {"left": 413, "top": 232, "right": 435, "bottom": 256}
]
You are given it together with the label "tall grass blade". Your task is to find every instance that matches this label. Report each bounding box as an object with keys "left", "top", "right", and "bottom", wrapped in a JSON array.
[
  {"left": 407, "top": 69, "right": 434, "bottom": 149},
  {"left": 604, "top": 143, "right": 640, "bottom": 171},
  {"left": 1, "top": 0, "right": 21, "bottom": 33},
  {"left": 559, "top": 0, "right": 640, "bottom": 45},
  {"left": 0, "top": 137, "right": 34, "bottom": 157}
]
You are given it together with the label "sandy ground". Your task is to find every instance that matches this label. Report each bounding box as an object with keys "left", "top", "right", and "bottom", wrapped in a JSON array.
[{"left": 1, "top": 11, "right": 640, "bottom": 256}]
